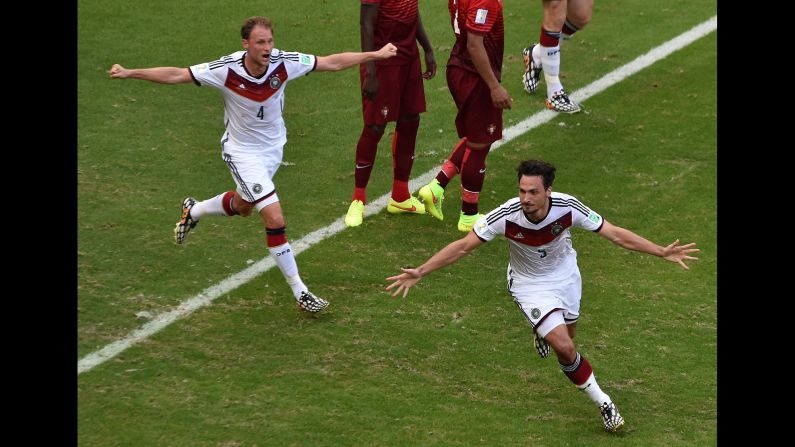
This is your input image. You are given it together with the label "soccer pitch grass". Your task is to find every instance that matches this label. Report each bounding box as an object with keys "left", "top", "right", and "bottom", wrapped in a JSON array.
[{"left": 78, "top": 0, "right": 716, "bottom": 445}]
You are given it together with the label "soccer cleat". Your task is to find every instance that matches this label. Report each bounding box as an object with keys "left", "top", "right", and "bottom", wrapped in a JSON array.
[
  {"left": 387, "top": 196, "right": 426, "bottom": 215},
  {"left": 297, "top": 291, "right": 329, "bottom": 313},
  {"left": 599, "top": 401, "right": 625, "bottom": 432},
  {"left": 545, "top": 90, "right": 582, "bottom": 114},
  {"left": 418, "top": 179, "right": 445, "bottom": 221},
  {"left": 345, "top": 200, "right": 365, "bottom": 227},
  {"left": 174, "top": 197, "right": 198, "bottom": 244},
  {"left": 457, "top": 212, "right": 484, "bottom": 233},
  {"left": 522, "top": 45, "right": 542, "bottom": 94},
  {"left": 534, "top": 332, "right": 550, "bottom": 358}
]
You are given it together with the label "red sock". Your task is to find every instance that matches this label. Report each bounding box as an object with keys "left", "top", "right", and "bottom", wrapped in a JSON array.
[
  {"left": 353, "top": 125, "right": 384, "bottom": 202},
  {"left": 221, "top": 191, "right": 239, "bottom": 216},
  {"left": 560, "top": 352, "right": 593, "bottom": 386},
  {"left": 436, "top": 137, "right": 468, "bottom": 188},
  {"left": 562, "top": 18, "right": 579, "bottom": 36},
  {"left": 391, "top": 118, "right": 419, "bottom": 201},
  {"left": 540, "top": 27, "right": 561, "bottom": 47},
  {"left": 460, "top": 144, "right": 490, "bottom": 215},
  {"left": 265, "top": 226, "right": 287, "bottom": 247}
]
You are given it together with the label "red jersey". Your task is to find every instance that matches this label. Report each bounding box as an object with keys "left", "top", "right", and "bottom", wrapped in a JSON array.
[
  {"left": 446, "top": 0, "right": 504, "bottom": 80},
  {"left": 362, "top": 0, "right": 420, "bottom": 66}
]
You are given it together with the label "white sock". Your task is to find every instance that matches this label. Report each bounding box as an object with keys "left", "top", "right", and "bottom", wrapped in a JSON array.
[
  {"left": 532, "top": 43, "right": 542, "bottom": 65},
  {"left": 191, "top": 192, "right": 232, "bottom": 220},
  {"left": 268, "top": 242, "right": 307, "bottom": 299},
  {"left": 577, "top": 372, "right": 611, "bottom": 406},
  {"left": 539, "top": 44, "right": 563, "bottom": 98}
]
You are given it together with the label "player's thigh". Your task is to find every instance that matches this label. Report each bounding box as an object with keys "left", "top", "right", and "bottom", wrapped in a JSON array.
[
  {"left": 222, "top": 149, "right": 279, "bottom": 207},
  {"left": 450, "top": 73, "right": 502, "bottom": 144},
  {"left": 362, "top": 64, "right": 403, "bottom": 125},
  {"left": 398, "top": 57, "right": 426, "bottom": 116}
]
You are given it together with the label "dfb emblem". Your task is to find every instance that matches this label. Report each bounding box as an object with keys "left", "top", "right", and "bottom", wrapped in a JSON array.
[
  {"left": 381, "top": 106, "right": 389, "bottom": 118},
  {"left": 269, "top": 75, "right": 282, "bottom": 89},
  {"left": 253, "top": 183, "right": 263, "bottom": 194},
  {"left": 531, "top": 308, "right": 541, "bottom": 319},
  {"left": 551, "top": 222, "right": 563, "bottom": 236},
  {"left": 487, "top": 124, "right": 496, "bottom": 135}
]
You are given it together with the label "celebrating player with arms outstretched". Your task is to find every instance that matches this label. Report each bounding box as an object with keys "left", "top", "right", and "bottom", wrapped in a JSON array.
[
  {"left": 388, "top": 159, "right": 699, "bottom": 431},
  {"left": 110, "top": 16, "right": 397, "bottom": 313}
]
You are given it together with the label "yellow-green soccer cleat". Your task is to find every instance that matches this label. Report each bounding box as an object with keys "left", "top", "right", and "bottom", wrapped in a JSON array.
[
  {"left": 457, "top": 212, "right": 484, "bottom": 233},
  {"left": 345, "top": 200, "right": 365, "bottom": 227},
  {"left": 387, "top": 196, "right": 426, "bottom": 215},
  {"left": 418, "top": 179, "right": 445, "bottom": 221}
]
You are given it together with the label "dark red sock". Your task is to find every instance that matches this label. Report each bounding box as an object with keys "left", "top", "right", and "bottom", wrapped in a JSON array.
[
  {"left": 391, "top": 118, "right": 419, "bottom": 201},
  {"left": 265, "top": 226, "right": 287, "bottom": 247},
  {"left": 560, "top": 352, "right": 593, "bottom": 386},
  {"left": 562, "top": 18, "right": 579, "bottom": 36},
  {"left": 221, "top": 191, "right": 239, "bottom": 216},
  {"left": 540, "top": 27, "right": 561, "bottom": 47},
  {"left": 460, "top": 144, "right": 490, "bottom": 215},
  {"left": 436, "top": 137, "right": 468, "bottom": 188},
  {"left": 353, "top": 125, "right": 384, "bottom": 202}
]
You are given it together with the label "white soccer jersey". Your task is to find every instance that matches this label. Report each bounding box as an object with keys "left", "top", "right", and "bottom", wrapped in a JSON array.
[
  {"left": 473, "top": 192, "right": 604, "bottom": 284},
  {"left": 189, "top": 49, "right": 317, "bottom": 150}
]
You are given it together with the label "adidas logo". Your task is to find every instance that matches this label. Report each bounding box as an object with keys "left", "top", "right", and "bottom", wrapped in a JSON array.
[
  {"left": 239, "top": 84, "right": 246, "bottom": 89},
  {"left": 514, "top": 232, "right": 525, "bottom": 239}
]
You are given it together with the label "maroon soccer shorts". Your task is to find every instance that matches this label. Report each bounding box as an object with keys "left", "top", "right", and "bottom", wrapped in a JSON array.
[
  {"left": 361, "top": 56, "right": 426, "bottom": 125},
  {"left": 446, "top": 66, "right": 503, "bottom": 144}
]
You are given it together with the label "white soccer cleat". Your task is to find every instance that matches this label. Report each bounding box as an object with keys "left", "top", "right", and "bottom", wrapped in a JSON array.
[
  {"left": 522, "top": 45, "right": 542, "bottom": 94},
  {"left": 297, "top": 291, "right": 329, "bottom": 313},
  {"left": 599, "top": 401, "right": 625, "bottom": 432},
  {"left": 545, "top": 90, "right": 581, "bottom": 114},
  {"left": 174, "top": 197, "right": 198, "bottom": 244}
]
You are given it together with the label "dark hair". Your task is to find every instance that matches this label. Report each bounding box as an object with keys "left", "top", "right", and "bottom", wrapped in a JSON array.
[
  {"left": 241, "top": 16, "right": 273, "bottom": 40},
  {"left": 516, "top": 159, "right": 556, "bottom": 189}
]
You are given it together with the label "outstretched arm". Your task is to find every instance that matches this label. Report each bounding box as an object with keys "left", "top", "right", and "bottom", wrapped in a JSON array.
[
  {"left": 596, "top": 220, "right": 699, "bottom": 269},
  {"left": 315, "top": 43, "right": 397, "bottom": 72},
  {"left": 386, "top": 231, "right": 485, "bottom": 297},
  {"left": 108, "top": 64, "right": 193, "bottom": 84}
]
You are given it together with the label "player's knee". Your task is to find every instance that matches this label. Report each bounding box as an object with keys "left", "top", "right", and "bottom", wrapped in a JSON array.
[
  {"left": 552, "top": 339, "right": 577, "bottom": 363},
  {"left": 234, "top": 198, "right": 255, "bottom": 217},
  {"left": 367, "top": 124, "right": 386, "bottom": 135},
  {"left": 398, "top": 113, "right": 420, "bottom": 122}
]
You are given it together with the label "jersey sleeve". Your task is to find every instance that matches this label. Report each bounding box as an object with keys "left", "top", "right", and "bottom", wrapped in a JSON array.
[
  {"left": 567, "top": 194, "right": 604, "bottom": 232},
  {"left": 474, "top": 199, "right": 513, "bottom": 242},
  {"left": 189, "top": 55, "right": 234, "bottom": 89},
  {"left": 280, "top": 51, "right": 317, "bottom": 80},
  {"left": 465, "top": 0, "right": 500, "bottom": 35}
]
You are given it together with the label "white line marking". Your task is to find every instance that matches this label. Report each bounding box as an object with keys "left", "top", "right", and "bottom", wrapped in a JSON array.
[{"left": 78, "top": 16, "right": 717, "bottom": 375}]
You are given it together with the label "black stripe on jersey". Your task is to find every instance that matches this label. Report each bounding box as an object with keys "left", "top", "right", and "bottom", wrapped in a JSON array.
[
  {"left": 208, "top": 56, "right": 235, "bottom": 70},
  {"left": 486, "top": 202, "right": 522, "bottom": 225},
  {"left": 551, "top": 198, "right": 589, "bottom": 216}
]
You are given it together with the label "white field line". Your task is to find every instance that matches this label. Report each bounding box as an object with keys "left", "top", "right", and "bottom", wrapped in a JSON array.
[{"left": 78, "top": 16, "right": 717, "bottom": 375}]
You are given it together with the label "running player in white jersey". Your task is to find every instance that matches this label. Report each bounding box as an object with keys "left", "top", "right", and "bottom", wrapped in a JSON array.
[
  {"left": 386, "top": 159, "right": 699, "bottom": 432},
  {"left": 109, "top": 16, "right": 397, "bottom": 313}
]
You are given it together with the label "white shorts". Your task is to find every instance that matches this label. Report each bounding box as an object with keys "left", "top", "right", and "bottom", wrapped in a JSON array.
[
  {"left": 221, "top": 141, "right": 283, "bottom": 211},
  {"left": 506, "top": 264, "right": 582, "bottom": 336}
]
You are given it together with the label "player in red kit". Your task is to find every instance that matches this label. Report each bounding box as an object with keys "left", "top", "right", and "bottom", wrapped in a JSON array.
[
  {"left": 344, "top": 0, "right": 437, "bottom": 227},
  {"left": 418, "top": 0, "right": 512, "bottom": 233}
]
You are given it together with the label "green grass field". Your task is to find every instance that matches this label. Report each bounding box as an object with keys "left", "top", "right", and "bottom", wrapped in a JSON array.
[{"left": 78, "top": 0, "right": 717, "bottom": 445}]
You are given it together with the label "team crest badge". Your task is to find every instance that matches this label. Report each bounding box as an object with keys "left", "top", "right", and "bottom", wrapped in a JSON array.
[
  {"left": 551, "top": 222, "right": 563, "bottom": 236},
  {"left": 487, "top": 124, "right": 496, "bottom": 135},
  {"left": 269, "top": 75, "right": 282, "bottom": 90},
  {"left": 253, "top": 184, "right": 263, "bottom": 194},
  {"left": 531, "top": 308, "right": 541, "bottom": 319},
  {"left": 381, "top": 106, "right": 389, "bottom": 118}
]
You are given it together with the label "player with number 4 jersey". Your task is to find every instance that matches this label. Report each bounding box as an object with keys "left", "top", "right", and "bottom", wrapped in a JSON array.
[{"left": 109, "top": 16, "right": 397, "bottom": 313}]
